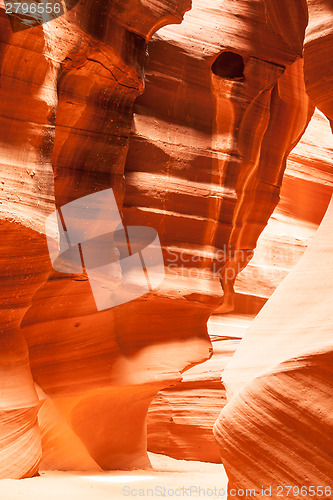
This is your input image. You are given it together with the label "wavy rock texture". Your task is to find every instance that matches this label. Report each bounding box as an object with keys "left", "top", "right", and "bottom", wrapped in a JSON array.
[
  {"left": 214, "top": 196, "right": 333, "bottom": 498},
  {"left": 304, "top": 0, "right": 333, "bottom": 127},
  {"left": 0, "top": 14, "right": 56, "bottom": 479},
  {"left": 0, "top": 0, "right": 332, "bottom": 483},
  {"left": 147, "top": 108, "right": 333, "bottom": 462},
  {"left": 123, "top": 0, "right": 313, "bottom": 323},
  {"left": 0, "top": 0, "right": 193, "bottom": 478},
  {"left": 265, "top": 0, "right": 333, "bottom": 126},
  {"left": 121, "top": 0, "right": 327, "bottom": 461},
  {"left": 213, "top": 1, "right": 333, "bottom": 495}
]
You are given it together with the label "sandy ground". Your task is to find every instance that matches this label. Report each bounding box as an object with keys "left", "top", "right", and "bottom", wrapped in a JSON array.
[{"left": 0, "top": 453, "right": 228, "bottom": 500}]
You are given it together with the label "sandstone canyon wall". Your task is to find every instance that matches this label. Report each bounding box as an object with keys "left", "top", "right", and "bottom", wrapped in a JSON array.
[
  {"left": 0, "top": 0, "right": 332, "bottom": 489},
  {"left": 0, "top": 0, "right": 202, "bottom": 478},
  {"left": 213, "top": 1, "right": 333, "bottom": 497},
  {"left": 147, "top": 108, "right": 333, "bottom": 462},
  {"left": 214, "top": 195, "right": 333, "bottom": 498},
  {"left": 117, "top": 0, "right": 332, "bottom": 464}
]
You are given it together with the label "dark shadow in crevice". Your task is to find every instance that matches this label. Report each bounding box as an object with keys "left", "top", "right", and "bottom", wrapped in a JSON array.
[{"left": 211, "top": 51, "right": 244, "bottom": 79}]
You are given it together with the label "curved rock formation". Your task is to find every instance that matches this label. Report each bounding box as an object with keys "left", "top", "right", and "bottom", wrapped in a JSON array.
[
  {"left": 265, "top": 0, "right": 333, "bottom": 126},
  {"left": 304, "top": 0, "right": 333, "bottom": 127},
  {"left": 214, "top": 196, "right": 333, "bottom": 498},
  {"left": 121, "top": 0, "right": 328, "bottom": 461},
  {"left": 128, "top": 0, "right": 312, "bottom": 316},
  {"left": 0, "top": 15, "right": 56, "bottom": 479},
  {"left": 213, "top": 1, "right": 333, "bottom": 496},
  {"left": 0, "top": 0, "right": 194, "bottom": 478},
  {"left": 0, "top": 0, "right": 332, "bottom": 483},
  {"left": 147, "top": 107, "right": 333, "bottom": 462}
]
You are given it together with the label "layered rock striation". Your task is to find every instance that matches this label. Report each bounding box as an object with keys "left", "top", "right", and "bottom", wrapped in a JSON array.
[
  {"left": 0, "top": 0, "right": 196, "bottom": 477},
  {"left": 123, "top": 0, "right": 331, "bottom": 462},
  {"left": 147, "top": 107, "right": 333, "bottom": 462},
  {"left": 0, "top": 0, "right": 332, "bottom": 483},
  {"left": 213, "top": 1, "right": 333, "bottom": 496},
  {"left": 214, "top": 196, "right": 333, "bottom": 498}
]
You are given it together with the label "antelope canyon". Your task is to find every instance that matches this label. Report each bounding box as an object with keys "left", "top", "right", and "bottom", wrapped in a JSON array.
[{"left": 0, "top": 0, "right": 332, "bottom": 499}]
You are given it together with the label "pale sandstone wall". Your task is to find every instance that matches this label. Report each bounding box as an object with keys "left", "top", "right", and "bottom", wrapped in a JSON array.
[{"left": 0, "top": 0, "right": 331, "bottom": 481}]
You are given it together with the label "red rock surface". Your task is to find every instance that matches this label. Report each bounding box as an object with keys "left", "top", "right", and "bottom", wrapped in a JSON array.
[
  {"left": 0, "top": 0, "right": 332, "bottom": 486},
  {"left": 0, "top": 0, "right": 196, "bottom": 478},
  {"left": 213, "top": 1, "right": 333, "bottom": 496},
  {"left": 127, "top": 0, "right": 331, "bottom": 462},
  {"left": 147, "top": 107, "right": 333, "bottom": 462},
  {"left": 214, "top": 197, "right": 333, "bottom": 497}
]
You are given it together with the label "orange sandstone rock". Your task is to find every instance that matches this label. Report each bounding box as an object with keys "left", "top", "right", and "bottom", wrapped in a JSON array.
[
  {"left": 214, "top": 197, "right": 333, "bottom": 497},
  {"left": 0, "top": 0, "right": 332, "bottom": 481},
  {"left": 0, "top": 0, "right": 193, "bottom": 477},
  {"left": 214, "top": 1, "right": 333, "bottom": 495}
]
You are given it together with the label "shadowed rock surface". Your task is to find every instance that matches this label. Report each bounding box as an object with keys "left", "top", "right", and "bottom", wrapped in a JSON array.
[
  {"left": 213, "top": 1, "right": 333, "bottom": 496},
  {"left": 0, "top": 0, "right": 332, "bottom": 485}
]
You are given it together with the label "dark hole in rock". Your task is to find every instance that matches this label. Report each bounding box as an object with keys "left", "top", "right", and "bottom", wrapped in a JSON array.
[{"left": 212, "top": 51, "right": 244, "bottom": 79}]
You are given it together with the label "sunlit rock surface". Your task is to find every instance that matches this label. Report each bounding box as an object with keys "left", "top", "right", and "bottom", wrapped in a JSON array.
[
  {"left": 214, "top": 196, "right": 333, "bottom": 497},
  {"left": 0, "top": 0, "right": 196, "bottom": 478},
  {"left": 142, "top": 0, "right": 332, "bottom": 462},
  {"left": 0, "top": 0, "right": 332, "bottom": 482},
  {"left": 213, "top": 1, "right": 333, "bottom": 496},
  {"left": 147, "top": 108, "right": 333, "bottom": 462}
]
